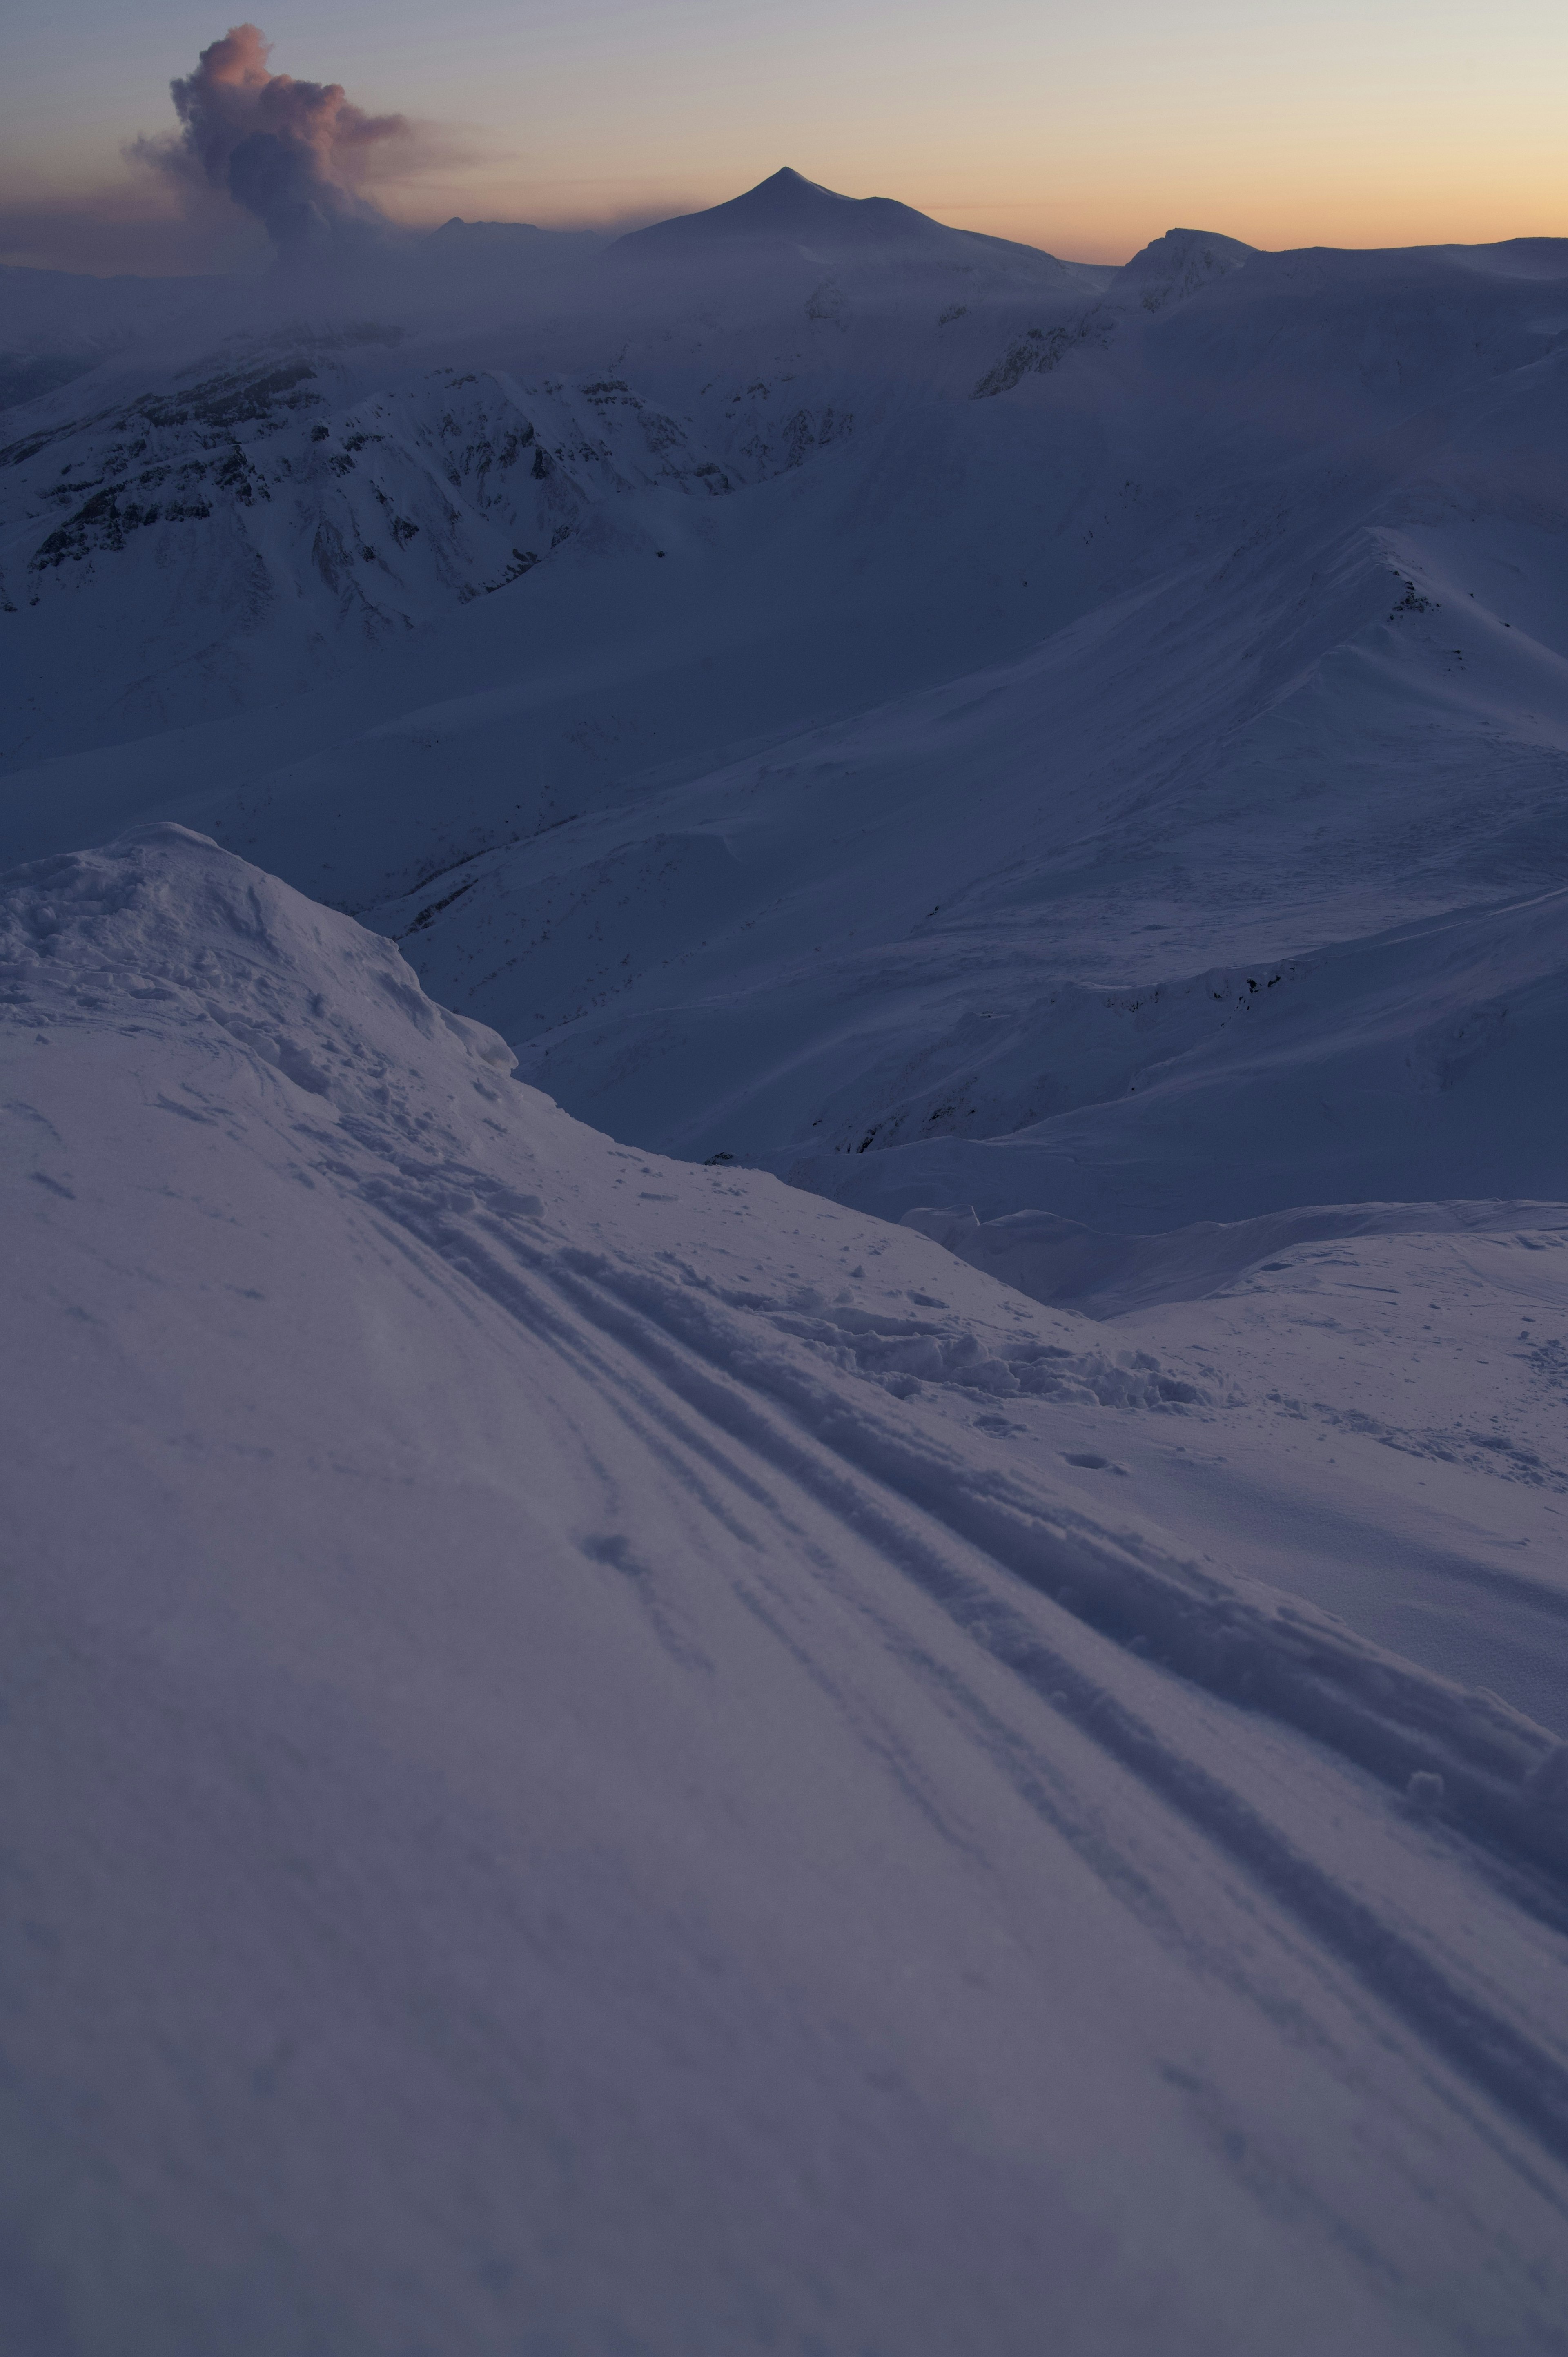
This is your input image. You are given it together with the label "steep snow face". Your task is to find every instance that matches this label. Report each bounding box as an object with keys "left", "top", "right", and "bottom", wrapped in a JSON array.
[
  {"left": 7, "top": 826, "right": 1568, "bottom": 2353},
  {"left": 0, "top": 344, "right": 742, "bottom": 738}
]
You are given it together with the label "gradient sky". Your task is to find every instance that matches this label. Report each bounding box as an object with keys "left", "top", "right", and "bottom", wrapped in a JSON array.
[{"left": 4, "top": 0, "right": 1566, "bottom": 274}]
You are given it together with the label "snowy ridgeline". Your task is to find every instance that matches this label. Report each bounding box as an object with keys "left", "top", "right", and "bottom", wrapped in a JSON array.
[{"left": 6, "top": 823, "right": 1568, "bottom": 2351}]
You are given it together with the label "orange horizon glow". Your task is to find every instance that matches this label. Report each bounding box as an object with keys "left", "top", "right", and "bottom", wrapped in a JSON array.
[
  {"left": 9, "top": 147, "right": 1565, "bottom": 279},
  {"left": 4, "top": 0, "right": 1567, "bottom": 275}
]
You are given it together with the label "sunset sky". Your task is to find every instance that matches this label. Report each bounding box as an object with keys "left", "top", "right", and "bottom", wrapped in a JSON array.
[{"left": 4, "top": 0, "right": 1565, "bottom": 274}]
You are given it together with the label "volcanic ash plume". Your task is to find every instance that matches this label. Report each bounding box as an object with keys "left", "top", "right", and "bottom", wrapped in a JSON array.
[{"left": 147, "top": 23, "right": 409, "bottom": 252}]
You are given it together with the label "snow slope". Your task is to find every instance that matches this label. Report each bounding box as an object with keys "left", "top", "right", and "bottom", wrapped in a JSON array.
[
  {"left": 7, "top": 177, "right": 1568, "bottom": 2347},
  {"left": 2, "top": 200, "right": 1563, "bottom": 1234},
  {"left": 7, "top": 824, "right": 1568, "bottom": 2353}
]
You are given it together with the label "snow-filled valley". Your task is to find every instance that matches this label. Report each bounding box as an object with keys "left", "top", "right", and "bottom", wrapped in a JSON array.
[{"left": 4, "top": 172, "right": 1568, "bottom": 2350}]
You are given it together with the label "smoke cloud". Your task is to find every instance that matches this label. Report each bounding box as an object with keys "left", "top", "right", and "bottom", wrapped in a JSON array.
[{"left": 141, "top": 24, "right": 411, "bottom": 252}]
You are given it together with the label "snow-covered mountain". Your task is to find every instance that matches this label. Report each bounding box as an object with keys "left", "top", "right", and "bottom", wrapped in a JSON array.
[
  {"left": 6, "top": 171, "right": 1568, "bottom": 2349},
  {"left": 1, "top": 339, "right": 748, "bottom": 729},
  {"left": 610, "top": 162, "right": 1094, "bottom": 272},
  {"left": 6, "top": 188, "right": 1562, "bottom": 1227},
  {"left": 0, "top": 172, "right": 1098, "bottom": 743}
]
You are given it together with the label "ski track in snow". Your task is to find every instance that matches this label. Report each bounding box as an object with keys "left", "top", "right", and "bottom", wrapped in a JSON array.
[{"left": 6, "top": 826, "right": 1568, "bottom": 2348}]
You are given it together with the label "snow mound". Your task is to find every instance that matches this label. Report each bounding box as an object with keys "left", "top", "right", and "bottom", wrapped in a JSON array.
[{"left": 2, "top": 819, "right": 518, "bottom": 1102}]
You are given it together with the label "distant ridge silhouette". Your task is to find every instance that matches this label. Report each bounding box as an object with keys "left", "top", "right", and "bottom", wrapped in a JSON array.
[{"left": 612, "top": 166, "right": 1049, "bottom": 263}]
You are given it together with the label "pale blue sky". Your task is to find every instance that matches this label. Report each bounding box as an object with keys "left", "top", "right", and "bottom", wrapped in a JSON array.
[{"left": 4, "top": 0, "right": 1564, "bottom": 272}]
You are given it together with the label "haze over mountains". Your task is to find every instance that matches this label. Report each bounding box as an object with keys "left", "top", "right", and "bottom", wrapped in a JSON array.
[
  {"left": 4, "top": 168, "right": 1564, "bottom": 1233},
  {"left": 6, "top": 156, "right": 1568, "bottom": 2353}
]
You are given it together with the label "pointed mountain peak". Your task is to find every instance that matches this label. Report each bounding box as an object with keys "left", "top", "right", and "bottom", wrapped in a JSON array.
[
  {"left": 608, "top": 167, "right": 1076, "bottom": 277},
  {"left": 612, "top": 168, "right": 953, "bottom": 258}
]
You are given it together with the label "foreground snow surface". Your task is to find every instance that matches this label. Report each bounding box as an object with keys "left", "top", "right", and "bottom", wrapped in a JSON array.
[{"left": 6, "top": 826, "right": 1568, "bottom": 2353}]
